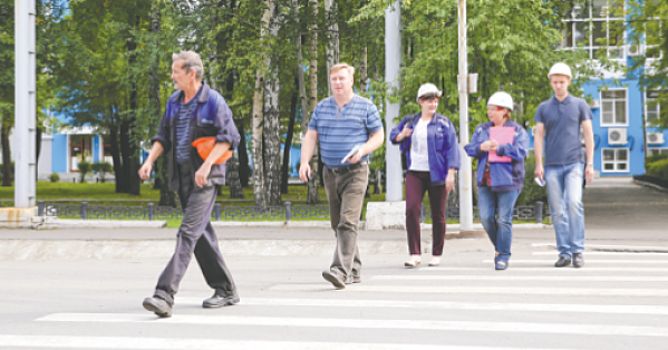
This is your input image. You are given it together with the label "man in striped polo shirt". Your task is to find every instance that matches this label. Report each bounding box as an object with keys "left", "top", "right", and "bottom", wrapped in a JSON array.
[{"left": 299, "top": 63, "right": 384, "bottom": 289}]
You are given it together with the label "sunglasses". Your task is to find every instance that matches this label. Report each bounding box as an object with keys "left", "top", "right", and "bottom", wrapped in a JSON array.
[
  {"left": 487, "top": 106, "right": 505, "bottom": 111},
  {"left": 420, "top": 96, "right": 440, "bottom": 102}
]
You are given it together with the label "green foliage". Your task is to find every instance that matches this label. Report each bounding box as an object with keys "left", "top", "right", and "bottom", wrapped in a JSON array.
[
  {"left": 92, "top": 162, "right": 113, "bottom": 183},
  {"left": 647, "top": 158, "right": 668, "bottom": 180},
  {"left": 49, "top": 173, "right": 60, "bottom": 183},
  {"left": 516, "top": 155, "right": 548, "bottom": 207},
  {"left": 77, "top": 161, "right": 91, "bottom": 183},
  {"left": 618, "top": 0, "right": 668, "bottom": 129}
]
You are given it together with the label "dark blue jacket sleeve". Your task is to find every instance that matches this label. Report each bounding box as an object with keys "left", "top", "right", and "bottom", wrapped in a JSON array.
[
  {"left": 390, "top": 116, "right": 408, "bottom": 145},
  {"left": 464, "top": 126, "right": 486, "bottom": 159},
  {"left": 151, "top": 108, "right": 171, "bottom": 151},
  {"left": 446, "top": 120, "right": 460, "bottom": 170},
  {"left": 497, "top": 127, "right": 529, "bottom": 161},
  {"left": 214, "top": 99, "right": 241, "bottom": 149}
]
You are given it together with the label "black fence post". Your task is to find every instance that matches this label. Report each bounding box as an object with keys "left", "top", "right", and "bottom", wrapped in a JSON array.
[
  {"left": 285, "top": 201, "right": 292, "bottom": 221},
  {"left": 215, "top": 203, "right": 222, "bottom": 222},
  {"left": 38, "top": 201, "right": 44, "bottom": 216},
  {"left": 81, "top": 202, "right": 88, "bottom": 220},
  {"left": 148, "top": 203, "right": 154, "bottom": 221},
  {"left": 535, "top": 201, "right": 543, "bottom": 224}
]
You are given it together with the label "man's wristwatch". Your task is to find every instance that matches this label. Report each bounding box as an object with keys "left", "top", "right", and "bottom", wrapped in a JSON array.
[{"left": 586, "top": 163, "right": 593, "bottom": 167}]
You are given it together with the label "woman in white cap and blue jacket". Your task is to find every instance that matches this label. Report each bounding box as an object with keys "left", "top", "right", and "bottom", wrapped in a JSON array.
[
  {"left": 390, "top": 83, "right": 460, "bottom": 268},
  {"left": 464, "top": 92, "right": 529, "bottom": 270}
]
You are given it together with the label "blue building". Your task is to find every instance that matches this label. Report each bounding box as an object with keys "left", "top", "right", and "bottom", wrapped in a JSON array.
[{"left": 529, "top": 0, "right": 667, "bottom": 176}]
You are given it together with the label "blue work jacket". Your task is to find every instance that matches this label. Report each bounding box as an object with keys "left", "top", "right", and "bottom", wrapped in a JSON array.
[
  {"left": 464, "top": 120, "right": 529, "bottom": 192},
  {"left": 390, "top": 113, "right": 461, "bottom": 186},
  {"left": 152, "top": 83, "right": 241, "bottom": 191}
]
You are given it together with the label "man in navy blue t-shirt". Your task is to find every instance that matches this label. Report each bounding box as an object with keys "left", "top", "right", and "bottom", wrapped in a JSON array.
[{"left": 534, "top": 63, "right": 594, "bottom": 269}]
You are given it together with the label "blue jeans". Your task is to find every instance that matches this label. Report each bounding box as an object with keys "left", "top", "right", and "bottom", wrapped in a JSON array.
[
  {"left": 545, "top": 163, "right": 585, "bottom": 259},
  {"left": 478, "top": 187, "right": 520, "bottom": 263}
]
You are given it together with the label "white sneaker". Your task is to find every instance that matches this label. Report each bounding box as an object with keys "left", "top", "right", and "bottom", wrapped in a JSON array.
[
  {"left": 428, "top": 257, "right": 441, "bottom": 266},
  {"left": 404, "top": 256, "right": 421, "bottom": 268}
]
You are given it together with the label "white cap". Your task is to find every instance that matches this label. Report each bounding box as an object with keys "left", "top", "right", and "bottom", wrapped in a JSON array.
[
  {"left": 487, "top": 91, "right": 514, "bottom": 111},
  {"left": 547, "top": 63, "right": 572, "bottom": 79},
  {"left": 416, "top": 83, "right": 442, "bottom": 103}
]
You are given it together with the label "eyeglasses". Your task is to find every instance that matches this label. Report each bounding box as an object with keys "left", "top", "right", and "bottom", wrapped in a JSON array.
[{"left": 420, "top": 96, "right": 440, "bottom": 102}]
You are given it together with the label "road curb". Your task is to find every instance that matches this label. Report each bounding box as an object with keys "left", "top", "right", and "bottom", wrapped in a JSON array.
[{"left": 533, "top": 243, "right": 668, "bottom": 253}]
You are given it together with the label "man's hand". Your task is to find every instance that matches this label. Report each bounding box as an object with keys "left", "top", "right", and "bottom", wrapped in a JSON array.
[
  {"left": 138, "top": 162, "right": 153, "bottom": 180},
  {"left": 446, "top": 171, "right": 455, "bottom": 193},
  {"left": 585, "top": 164, "right": 594, "bottom": 184},
  {"left": 346, "top": 147, "right": 364, "bottom": 164},
  {"left": 195, "top": 162, "right": 212, "bottom": 188},
  {"left": 534, "top": 163, "right": 544, "bottom": 180},
  {"left": 299, "top": 163, "right": 312, "bottom": 182}
]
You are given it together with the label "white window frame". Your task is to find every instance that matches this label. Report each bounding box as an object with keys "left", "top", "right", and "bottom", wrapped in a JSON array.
[
  {"left": 601, "top": 148, "right": 630, "bottom": 173},
  {"left": 561, "top": 0, "right": 627, "bottom": 61},
  {"left": 647, "top": 148, "right": 668, "bottom": 157},
  {"left": 645, "top": 90, "right": 661, "bottom": 126},
  {"left": 600, "top": 88, "right": 629, "bottom": 127}
]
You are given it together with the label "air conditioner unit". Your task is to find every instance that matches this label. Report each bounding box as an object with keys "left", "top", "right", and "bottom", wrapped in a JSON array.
[
  {"left": 588, "top": 99, "right": 600, "bottom": 109},
  {"left": 647, "top": 132, "right": 665, "bottom": 145},
  {"left": 608, "top": 128, "right": 628, "bottom": 145},
  {"left": 627, "top": 45, "right": 644, "bottom": 57}
]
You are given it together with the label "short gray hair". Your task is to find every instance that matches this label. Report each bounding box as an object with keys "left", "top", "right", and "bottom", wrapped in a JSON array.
[{"left": 172, "top": 51, "right": 204, "bottom": 80}]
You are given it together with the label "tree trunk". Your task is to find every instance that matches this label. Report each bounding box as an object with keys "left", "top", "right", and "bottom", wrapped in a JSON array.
[
  {"left": 281, "top": 76, "right": 298, "bottom": 194},
  {"left": 238, "top": 124, "right": 250, "bottom": 187},
  {"left": 119, "top": 120, "right": 132, "bottom": 194},
  {"left": 1, "top": 119, "right": 12, "bottom": 187},
  {"left": 324, "top": 0, "right": 339, "bottom": 96},
  {"left": 109, "top": 123, "right": 125, "bottom": 193},
  {"left": 251, "top": 0, "right": 272, "bottom": 208},
  {"left": 226, "top": 153, "right": 244, "bottom": 198},
  {"left": 35, "top": 127, "right": 42, "bottom": 181},
  {"left": 263, "top": 0, "right": 281, "bottom": 205},
  {"left": 306, "top": 0, "right": 320, "bottom": 204},
  {"left": 125, "top": 15, "right": 141, "bottom": 196},
  {"left": 360, "top": 43, "right": 368, "bottom": 93}
]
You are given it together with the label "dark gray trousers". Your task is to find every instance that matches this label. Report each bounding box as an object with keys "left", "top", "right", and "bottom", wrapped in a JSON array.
[
  {"left": 154, "top": 163, "right": 236, "bottom": 306},
  {"left": 322, "top": 163, "right": 368, "bottom": 280}
]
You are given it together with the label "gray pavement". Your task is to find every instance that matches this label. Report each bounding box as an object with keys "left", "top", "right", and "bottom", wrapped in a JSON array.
[{"left": 0, "top": 176, "right": 667, "bottom": 349}]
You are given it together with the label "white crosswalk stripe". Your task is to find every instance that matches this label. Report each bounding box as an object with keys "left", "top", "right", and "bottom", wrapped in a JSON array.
[
  {"left": 370, "top": 275, "right": 668, "bottom": 282},
  {"left": 0, "top": 335, "right": 560, "bottom": 350},
  {"left": 176, "top": 297, "right": 668, "bottom": 316},
  {"left": 5, "top": 254, "right": 668, "bottom": 349},
  {"left": 36, "top": 313, "right": 668, "bottom": 338}
]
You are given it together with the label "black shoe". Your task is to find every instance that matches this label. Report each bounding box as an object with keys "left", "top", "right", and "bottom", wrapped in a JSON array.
[
  {"left": 346, "top": 275, "right": 361, "bottom": 284},
  {"left": 322, "top": 270, "right": 346, "bottom": 289},
  {"left": 202, "top": 290, "right": 240, "bottom": 308},
  {"left": 572, "top": 253, "right": 585, "bottom": 268},
  {"left": 142, "top": 297, "right": 172, "bottom": 318},
  {"left": 555, "top": 257, "right": 572, "bottom": 268}
]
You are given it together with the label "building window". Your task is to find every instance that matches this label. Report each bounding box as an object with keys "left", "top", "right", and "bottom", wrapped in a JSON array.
[
  {"left": 602, "top": 148, "right": 629, "bottom": 172},
  {"left": 562, "top": 0, "right": 625, "bottom": 60},
  {"left": 601, "top": 89, "right": 627, "bottom": 126},
  {"left": 648, "top": 148, "right": 668, "bottom": 157},
  {"left": 646, "top": 90, "right": 660, "bottom": 125}
]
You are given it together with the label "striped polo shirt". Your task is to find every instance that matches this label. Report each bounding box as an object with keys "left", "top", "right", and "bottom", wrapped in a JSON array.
[
  {"left": 175, "top": 87, "right": 202, "bottom": 164},
  {"left": 308, "top": 95, "right": 383, "bottom": 169}
]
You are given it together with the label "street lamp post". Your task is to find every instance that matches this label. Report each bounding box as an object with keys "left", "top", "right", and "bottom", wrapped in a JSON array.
[
  {"left": 457, "top": 0, "right": 474, "bottom": 232},
  {"left": 385, "top": 0, "right": 402, "bottom": 201},
  {"left": 14, "top": 0, "right": 37, "bottom": 208}
]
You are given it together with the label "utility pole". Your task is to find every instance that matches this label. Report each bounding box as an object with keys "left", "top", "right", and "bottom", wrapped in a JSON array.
[
  {"left": 457, "top": 0, "right": 474, "bottom": 231},
  {"left": 14, "top": 0, "right": 37, "bottom": 208},
  {"left": 385, "top": 0, "right": 402, "bottom": 201}
]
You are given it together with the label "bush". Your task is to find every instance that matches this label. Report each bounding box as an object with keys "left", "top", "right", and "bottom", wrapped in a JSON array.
[
  {"left": 49, "top": 173, "right": 60, "bottom": 183},
  {"left": 516, "top": 155, "right": 548, "bottom": 207},
  {"left": 92, "top": 162, "right": 113, "bottom": 183},
  {"left": 647, "top": 158, "right": 668, "bottom": 180},
  {"left": 77, "top": 161, "right": 91, "bottom": 183}
]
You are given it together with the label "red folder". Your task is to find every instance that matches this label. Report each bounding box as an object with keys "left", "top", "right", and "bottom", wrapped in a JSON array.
[{"left": 488, "top": 127, "right": 513, "bottom": 163}]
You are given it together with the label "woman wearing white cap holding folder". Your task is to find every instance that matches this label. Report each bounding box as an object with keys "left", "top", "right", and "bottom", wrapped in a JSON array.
[
  {"left": 464, "top": 92, "right": 529, "bottom": 270},
  {"left": 390, "top": 83, "right": 460, "bottom": 268}
]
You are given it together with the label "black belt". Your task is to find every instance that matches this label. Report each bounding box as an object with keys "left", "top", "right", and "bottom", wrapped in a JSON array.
[{"left": 327, "top": 160, "right": 368, "bottom": 174}]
